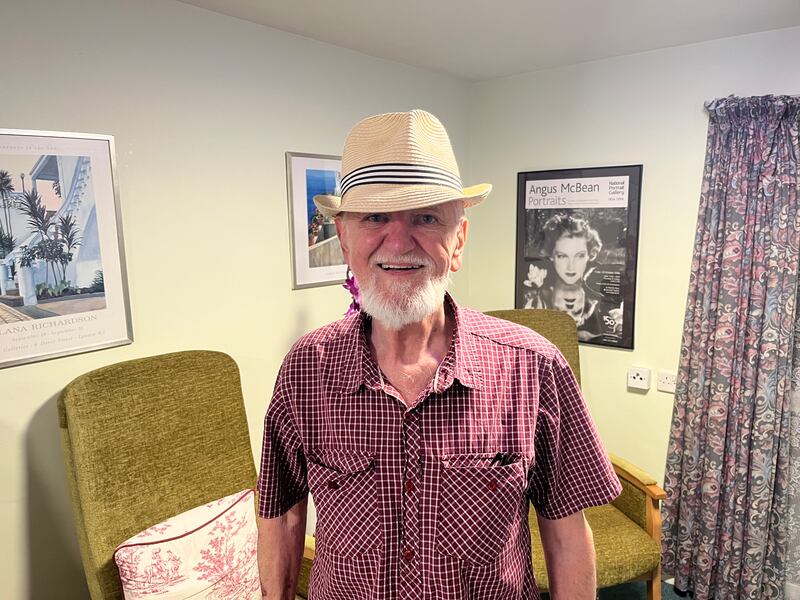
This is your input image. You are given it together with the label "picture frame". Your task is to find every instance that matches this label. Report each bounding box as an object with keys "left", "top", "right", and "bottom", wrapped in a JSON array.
[
  {"left": 515, "top": 165, "right": 642, "bottom": 349},
  {"left": 286, "top": 152, "right": 347, "bottom": 289},
  {"left": 0, "top": 128, "right": 133, "bottom": 368}
]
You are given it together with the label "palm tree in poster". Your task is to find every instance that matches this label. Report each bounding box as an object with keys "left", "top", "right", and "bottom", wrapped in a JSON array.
[
  {"left": 18, "top": 189, "right": 56, "bottom": 288},
  {"left": 0, "top": 170, "right": 14, "bottom": 241},
  {"left": 56, "top": 214, "right": 82, "bottom": 284}
]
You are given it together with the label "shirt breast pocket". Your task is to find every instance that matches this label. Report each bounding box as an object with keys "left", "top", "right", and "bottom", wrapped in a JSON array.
[
  {"left": 307, "top": 449, "right": 382, "bottom": 557},
  {"left": 436, "top": 453, "right": 527, "bottom": 564}
]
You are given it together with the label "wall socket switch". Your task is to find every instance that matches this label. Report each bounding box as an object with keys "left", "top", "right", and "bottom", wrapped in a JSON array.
[
  {"left": 657, "top": 371, "right": 677, "bottom": 394},
  {"left": 627, "top": 367, "right": 651, "bottom": 391}
]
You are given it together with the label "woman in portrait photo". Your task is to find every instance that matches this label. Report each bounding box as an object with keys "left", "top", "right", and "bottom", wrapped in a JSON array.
[{"left": 524, "top": 212, "right": 622, "bottom": 341}]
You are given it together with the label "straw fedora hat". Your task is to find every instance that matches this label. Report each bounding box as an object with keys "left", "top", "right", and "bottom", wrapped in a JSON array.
[{"left": 313, "top": 109, "right": 491, "bottom": 217}]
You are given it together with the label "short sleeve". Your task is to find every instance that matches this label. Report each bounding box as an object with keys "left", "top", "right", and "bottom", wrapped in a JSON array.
[
  {"left": 527, "top": 350, "right": 622, "bottom": 519},
  {"left": 256, "top": 368, "right": 308, "bottom": 518}
]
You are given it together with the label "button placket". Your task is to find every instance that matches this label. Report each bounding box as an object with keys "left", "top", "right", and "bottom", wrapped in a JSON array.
[{"left": 399, "top": 409, "right": 423, "bottom": 597}]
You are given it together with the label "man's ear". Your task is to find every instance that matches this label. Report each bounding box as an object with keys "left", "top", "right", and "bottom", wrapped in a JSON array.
[
  {"left": 334, "top": 216, "right": 350, "bottom": 263},
  {"left": 450, "top": 218, "right": 468, "bottom": 273}
]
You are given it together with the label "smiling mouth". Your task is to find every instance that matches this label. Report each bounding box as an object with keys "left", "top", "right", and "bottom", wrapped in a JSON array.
[{"left": 378, "top": 263, "right": 424, "bottom": 271}]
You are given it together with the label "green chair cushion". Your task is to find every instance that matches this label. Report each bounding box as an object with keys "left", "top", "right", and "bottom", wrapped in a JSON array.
[{"left": 298, "top": 554, "right": 313, "bottom": 599}]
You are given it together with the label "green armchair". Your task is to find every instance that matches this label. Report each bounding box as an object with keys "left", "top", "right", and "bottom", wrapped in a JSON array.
[
  {"left": 488, "top": 309, "right": 665, "bottom": 600},
  {"left": 58, "top": 350, "right": 257, "bottom": 599}
]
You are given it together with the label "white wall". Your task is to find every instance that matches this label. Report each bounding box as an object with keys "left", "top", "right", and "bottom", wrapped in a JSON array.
[
  {"left": 0, "top": 1, "right": 471, "bottom": 597},
  {"left": 467, "top": 26, "right": 800, "bottom": 483}
]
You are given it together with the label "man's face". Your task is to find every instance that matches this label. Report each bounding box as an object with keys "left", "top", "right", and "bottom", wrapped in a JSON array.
[
  {"left": 551, "top": 235, "right": 590, "bottom": 285},
  {"left": 336, "top": 201, "right": 468, "bottom": 322}
]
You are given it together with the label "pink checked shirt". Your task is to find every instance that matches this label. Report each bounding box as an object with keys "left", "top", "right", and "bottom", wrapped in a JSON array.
[{"left": 258, "top": 296, "right": 621, "bottom": 600}]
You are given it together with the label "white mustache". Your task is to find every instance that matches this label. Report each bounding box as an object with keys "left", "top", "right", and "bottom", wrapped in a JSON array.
[{"left": 371, "top": 254, "right": 434, "bottom": 267}]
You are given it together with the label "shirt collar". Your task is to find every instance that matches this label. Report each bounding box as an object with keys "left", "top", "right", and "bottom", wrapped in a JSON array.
[{"left": 333, "top": 293, "right": 484, "bottom": 395}]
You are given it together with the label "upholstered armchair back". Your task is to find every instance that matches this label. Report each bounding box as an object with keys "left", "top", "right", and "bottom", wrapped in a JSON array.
[{"left": 58, "top": 350, "right": 257, "bottom": 599}]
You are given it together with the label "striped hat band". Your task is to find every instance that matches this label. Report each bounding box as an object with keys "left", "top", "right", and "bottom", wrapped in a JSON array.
[{"left": 340, "top": 163, "right": 462, "bottom": 198}]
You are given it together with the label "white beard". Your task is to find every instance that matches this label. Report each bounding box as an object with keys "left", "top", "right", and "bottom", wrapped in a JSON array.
[{"left": 359, "top": 269, "right": 451, "bottom": 330}]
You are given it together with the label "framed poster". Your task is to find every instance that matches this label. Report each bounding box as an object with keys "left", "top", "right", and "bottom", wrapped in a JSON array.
[
  {"left": 286, "top": 152, "right": 347, "bottom": 289},
  {"left": 0, "top": 128, "right": 132, "bottom": 368},
  {"left": 515, "top": 165, "right": 642, "bottom": 349}
]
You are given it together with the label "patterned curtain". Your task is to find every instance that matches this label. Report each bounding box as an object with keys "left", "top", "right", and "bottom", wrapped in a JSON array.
[
  {"left": 788, "top": 324, "right": 800, "bottom": 600},
  {"left": 662, "top": 95, "right": 800, "bottom": 599}
]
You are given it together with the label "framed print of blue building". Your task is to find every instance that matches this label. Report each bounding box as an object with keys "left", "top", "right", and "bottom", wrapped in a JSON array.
[{"left": 0, "top": 129, "right": 132, "bottom": 368}]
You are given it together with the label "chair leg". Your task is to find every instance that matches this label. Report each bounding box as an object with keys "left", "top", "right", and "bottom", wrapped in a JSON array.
[{"left": 647, "top": 563, "right": 662, "bottom": 600}]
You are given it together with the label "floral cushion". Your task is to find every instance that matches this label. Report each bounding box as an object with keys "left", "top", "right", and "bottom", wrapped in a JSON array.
[{"left": 113, "top": 489, "right": 260, "bottom": 599}]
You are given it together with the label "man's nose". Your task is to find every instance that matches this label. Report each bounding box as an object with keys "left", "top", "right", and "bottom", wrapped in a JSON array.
[{"left": 382, "top": 219, "right": 416, "bottom": 253}]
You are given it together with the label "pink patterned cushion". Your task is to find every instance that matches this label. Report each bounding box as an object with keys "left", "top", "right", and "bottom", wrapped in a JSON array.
[{"left": 113, "top": 489, "right": 260, "bottom": 599}]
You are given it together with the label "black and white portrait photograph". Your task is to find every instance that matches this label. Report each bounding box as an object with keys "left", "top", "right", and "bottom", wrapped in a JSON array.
[{"left": 516, "top": 165, "right": 642, "bottom": 349}]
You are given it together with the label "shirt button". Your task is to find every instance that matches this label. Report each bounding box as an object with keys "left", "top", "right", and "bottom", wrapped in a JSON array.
[
  {"left": 402, "top": 548, "right": 415, "bottom": 562},
  {"left": 327, "top": 480, "right": 340, "bottom": 490},
  {"left": 404, "top": 480, "right": 416, "bottom": 492},
  {"left": 487, "top": 480, "right": 498, "bottom": 491}
]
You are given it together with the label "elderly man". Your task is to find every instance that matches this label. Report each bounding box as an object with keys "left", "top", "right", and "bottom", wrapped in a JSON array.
[{"left": 257, "top": 110, "right": 621, "bottom": 600}]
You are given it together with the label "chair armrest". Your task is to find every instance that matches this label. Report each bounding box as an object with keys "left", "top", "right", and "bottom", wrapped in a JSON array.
[
  {"left": 610, "top": 453, "right": 666, "bottom": 501},
  {"left": 609, "top": 453, "right": 666, "bottom": 541},
  {"left": 304, "top": 534, "right": 316, "bottom": 560}
]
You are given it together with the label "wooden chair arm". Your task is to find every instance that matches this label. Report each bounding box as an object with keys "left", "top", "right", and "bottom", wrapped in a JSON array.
[
  {"left": 304, "top": 534, "right": 316, "bottom": 560},
  {"left": 609, "top": 453, "right": 665, "bottom": 545},
  {"left": 610, "top": 453, "right": 666, "bottom": 501}
]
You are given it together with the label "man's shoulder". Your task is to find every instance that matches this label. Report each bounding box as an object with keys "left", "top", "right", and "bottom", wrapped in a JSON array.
[
  {"left": 272, "top": 314, "right": 362, "bottom": 396},
  {"left": 289, "top": 313, "right": 360, "bottom": 355},
  {"left": 459, "top": 307, "right": 559, "bottom": 360}
]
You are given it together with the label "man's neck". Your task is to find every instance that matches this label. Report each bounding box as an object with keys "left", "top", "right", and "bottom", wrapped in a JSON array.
[{"left": 369, "top": 303, "right": 453, "bottom": 369}]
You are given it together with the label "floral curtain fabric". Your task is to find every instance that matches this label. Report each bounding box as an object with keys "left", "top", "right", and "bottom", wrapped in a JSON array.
[
  {"left": 662, "top": 95, "right": 800, "bottom": 599},
  {"left": 788, "top": 328, "right": 800, "bottom": 600}
]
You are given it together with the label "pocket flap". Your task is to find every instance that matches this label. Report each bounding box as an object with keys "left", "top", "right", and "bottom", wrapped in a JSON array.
[
  {"left": 308, "top": 449, "right": 374, "bottom": 476},
  {"left": 441, "top": 452, "right": 523, "bottom": 471}
]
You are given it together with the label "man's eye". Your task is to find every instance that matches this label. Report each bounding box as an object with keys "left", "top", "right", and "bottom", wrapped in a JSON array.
[
  {"left": 418, "top": 214, "right": 439, "bottom": 225},
  {"left": 365, "top": 214, "right": 387, "bottom": 223}
]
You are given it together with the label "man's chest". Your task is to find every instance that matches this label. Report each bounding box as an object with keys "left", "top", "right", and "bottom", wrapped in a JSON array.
[
  {"left": 298, "top": 384, "right": 539, "bottom": 459},
  {"left": 300, "top": 389, "right": 540, "bottom": 599}
]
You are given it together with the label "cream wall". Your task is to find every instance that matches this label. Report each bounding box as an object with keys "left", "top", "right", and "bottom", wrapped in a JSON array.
[
  {"left": 467, "top": 26, "right": 800, "bottom": 484},
  {"left": 4, "top": 1, "right": 800, "bottom": 596},
  {"left": 0, "top": 1, "right": 472, "bottom": 597}
]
